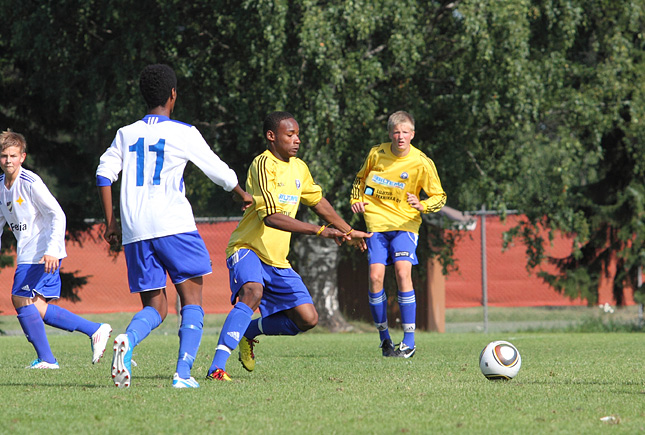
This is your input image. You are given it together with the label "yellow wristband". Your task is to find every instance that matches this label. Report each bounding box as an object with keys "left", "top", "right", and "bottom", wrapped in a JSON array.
[
  {"left": 316, "top": 225, "right": 327, "bottom": 236},
  {"left": 344, "top": 229, "right": 354, "bottom": 236}
]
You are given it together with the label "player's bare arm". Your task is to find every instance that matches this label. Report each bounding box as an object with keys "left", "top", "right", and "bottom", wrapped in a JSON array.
[
  {"left": 311, "top": 198, "right": 372, "bottom": 250},
  {"left": 97, "top": 185, "right": 121, "bottom": 246}
]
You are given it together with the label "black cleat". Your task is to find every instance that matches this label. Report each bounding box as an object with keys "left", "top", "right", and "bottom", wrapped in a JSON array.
[
  {"left": 380, "top": 339, "right": 396, "bottom": 357},
  {"left": 395, "top": 343, "right": 416, "bottom": 359}
]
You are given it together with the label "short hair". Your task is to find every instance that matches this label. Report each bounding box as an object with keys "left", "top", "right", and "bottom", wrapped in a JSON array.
[
  {"left": 387, "top": 111, "right": 415, "bottom": 133},
  {"left": 0, "top": 130, "right": 27, "bottom": 153},
  {"left": 139, "top": 64, "right": 177, "bottom": 110},
  {"left": 263, "top": 111, "right": 295, "bottom": 137}
]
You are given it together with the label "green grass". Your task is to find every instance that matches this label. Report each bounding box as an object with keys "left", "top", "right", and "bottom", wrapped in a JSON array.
[{"left": 1, "top": 311, "right": 644, "bottom": 434}]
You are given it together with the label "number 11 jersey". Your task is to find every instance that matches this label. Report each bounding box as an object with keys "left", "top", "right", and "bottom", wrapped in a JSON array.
[{"left": 96, "top": 115, "right": 239, "bottom": 245}]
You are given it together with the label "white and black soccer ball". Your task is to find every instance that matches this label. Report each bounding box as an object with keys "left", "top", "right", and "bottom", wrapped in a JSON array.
[{"left": 479, "top": 340, "right": 521, "bottom": 380}]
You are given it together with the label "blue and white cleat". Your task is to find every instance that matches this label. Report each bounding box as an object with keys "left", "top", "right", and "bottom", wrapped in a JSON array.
[
  {"left": 112, "top": 334, "right": 132, "bottom": 388},
  {"left": 91, "top": 323, "right": 112, "bottom": 364},
  {"left": 172, "top": 373, "right": 200, "bottom": 388},
  {"left": 27, "top": 358, "right": 60, "bottom": 369}
]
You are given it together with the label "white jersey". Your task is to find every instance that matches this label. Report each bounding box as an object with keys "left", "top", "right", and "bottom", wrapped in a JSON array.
[
  {"left": 0, "top": 167, "right": 67, "bottom": 264},
  {"left": 96, "top": 115, "right": 239, "bottom": 244}
]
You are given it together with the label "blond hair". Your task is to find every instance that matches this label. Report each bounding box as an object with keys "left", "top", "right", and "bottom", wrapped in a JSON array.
[
  {"left": 387, "top": 111, "right": 415, "bottom": 133},
  {"left": 0, "top": 131, "right": 27, "bottom": 153}
]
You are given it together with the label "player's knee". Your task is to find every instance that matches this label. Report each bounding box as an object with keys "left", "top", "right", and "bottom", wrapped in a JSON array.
[
  {"left": 297, "top": 309, "right": 318, "bottom": 331},
  {"left": 238, "top": 284, "right": 263, "bottom": 309}
]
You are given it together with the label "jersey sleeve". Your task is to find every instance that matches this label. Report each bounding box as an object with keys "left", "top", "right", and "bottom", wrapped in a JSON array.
[
  {"left": 30, "top": 180, "right": 67, "bottom": 257},
  {"left": 250, "top": 154, "right": 281, "bottom": 221},
  {"left": 418, "top": 154, "right": 447, "bottom": 213},
  {"left": 350, "top": 147, "right": 376, "bottom": 205},
  {"left": 297, "top": 160, "right": 323, "bottom": 207},
  {"left": 0, "top": 211, "right": 5, "bottom": 252},
  {"left": 96, "top": 133, "right": 124, "bottom": 182},
  {"left": 185, "top": 127, "right": 238, "bottom": 192}
]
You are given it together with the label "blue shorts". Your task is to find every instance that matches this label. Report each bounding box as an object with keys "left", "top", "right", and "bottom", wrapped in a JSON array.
[
  {"left": 367, "top": 231, "right": 419, "bottom": 266},
  {"left": 124, "top": 231, "right": 212, "bottom": 293},
  {"left": 226, "top": 249, "right": 313, "bottom": 317},
  {"left": 11, "top": 262, "right": 62, "bottom": 301}
]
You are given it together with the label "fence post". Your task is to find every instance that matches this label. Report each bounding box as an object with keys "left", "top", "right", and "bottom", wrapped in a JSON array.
[{"left": 481, "top": 204, "right": 489, "bottom": 333}]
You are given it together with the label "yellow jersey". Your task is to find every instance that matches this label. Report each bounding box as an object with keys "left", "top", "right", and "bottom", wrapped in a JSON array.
[
  {"left": 350, "top": 143, "right": 446, "bottom": 234},
  {"left": 227, "top": 149, "right": 323, "bottom": 267}
]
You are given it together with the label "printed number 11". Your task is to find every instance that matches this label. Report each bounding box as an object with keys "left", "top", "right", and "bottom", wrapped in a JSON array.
[{"left": 129, "top": 138, "right": 166, "bottom": 186}]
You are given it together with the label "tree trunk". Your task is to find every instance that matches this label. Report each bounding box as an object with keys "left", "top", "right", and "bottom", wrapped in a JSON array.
[{"left": 291, "top": 234, "right": 354, "bottom": 332}]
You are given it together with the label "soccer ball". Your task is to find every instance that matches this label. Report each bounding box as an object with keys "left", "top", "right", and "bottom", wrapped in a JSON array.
[{"left": 479, "top": 340, "right": 521, "bottom": 380}]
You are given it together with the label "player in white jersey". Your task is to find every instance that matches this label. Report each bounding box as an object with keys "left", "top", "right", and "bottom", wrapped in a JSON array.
[
  {"left": 96, "top": 64, "right": 251, "bottom": 388},
  {"left": 0, "top": 131, "right": 112, "bottom": 370}
]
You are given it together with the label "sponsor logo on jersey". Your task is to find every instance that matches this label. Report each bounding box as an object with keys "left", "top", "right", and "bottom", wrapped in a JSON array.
[
  {"left": 371, "top": 174, "right": 405, "bottom": 189},
  {"left": 378, "top": 149, "right": 386, "bottom": 154},
  {"left": 16, "top": 196, "right": 25, "bottom": 205},
  {"left": 278, "top": 193, "right": 299, "bottom": 205},
  {"left": 365, "top": 186, "right": 374, "bottom": 196},
  {"left": 10, "top": 222, "right": 27, "bottom": 232},
  {"left": 400, "top": 172, "right": 409, "bottom": 179},
  {"left": 295, "top": 179, "right": 301, "bottom": 189}
]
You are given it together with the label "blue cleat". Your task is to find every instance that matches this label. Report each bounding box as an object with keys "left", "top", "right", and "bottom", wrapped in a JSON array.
[{"left": 172, "top": 373, "right": 200, "bottom": 388}]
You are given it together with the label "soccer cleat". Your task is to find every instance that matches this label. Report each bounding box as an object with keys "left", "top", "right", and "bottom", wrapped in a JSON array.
[
  {"left": 172, "top": 373, "right": 200, "bottom": 388},
  {"left": 27, "top": 358, "right": 60, "bottom": 369},
  {"left": 238, "top": 337, "right": 258, "bottom": 372},
  {"left": 205, "top": 368, "right": 232, "bottom": 382},
  {"left": 380, "top": 339, "right": 396, "bottom": 357},
  {"left": 112, "top": 334, "right": 132, "bottom": 388},
  {"left": 91, "top": 323, "right": 112, "bottom": 364},
  {"left": 395, "top": 342, "right": 416, "bottom": 359}
]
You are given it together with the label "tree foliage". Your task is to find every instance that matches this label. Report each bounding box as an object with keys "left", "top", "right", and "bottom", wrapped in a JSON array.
[{"left": 1, "top": 0, "right": 644, "bottom": 306}]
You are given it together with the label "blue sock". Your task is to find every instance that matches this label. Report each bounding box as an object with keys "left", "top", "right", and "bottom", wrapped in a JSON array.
[
  {"left": 244, "top": 318, "right": 262, "bottom": 340},
  {"left": 176, "top": 305, "right": 204, "bottom": 379},
  {"left": 209, "top": 302, "right": 254, "bottom": 373},
  {"left": 17, "top": 305, "right": 56, "bottom": 363},
  {"left": 126, "top": 306, "right": 163, "bottom": 348},
  {"left": 398, "top": 290, "right": 416, "bottom": 347},
  {"left": 43, "top": 304, "right": 100, "bottom": 337},
  {"left": 261, "top": 312, "right": 302, "bottom": 336},
  {"left": 369, "top": 289, "right": 390, "bottom": 342}
]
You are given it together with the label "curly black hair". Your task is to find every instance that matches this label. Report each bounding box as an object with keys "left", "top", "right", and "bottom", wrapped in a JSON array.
[
  {"left": 263, "top": 111, "right": 295, "bottom": 137},
  {"left": 139, "top": 64, "right": 177, "bottom": 110}
]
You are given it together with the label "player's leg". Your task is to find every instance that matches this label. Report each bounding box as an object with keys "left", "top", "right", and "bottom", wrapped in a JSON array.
[
  {"left": 158, "top": 231, "right": 212, "bottom": 388},
  {"left": 366, "top": 232, "right": 395, "bottom": 356},
  {"left": 391, "top": 231, "right": 419, "bottom": 358},
  {"left": 11, "top": 264, "right": 61, "bottom": 368},
  {"left": 112, "top": 240, "right": 167, "bottom": 387},
  {"left": 173, "top": 277, "right": 204, "bottom": 387},
  {"left": 207, "top": 249, "right": 263, "bottom": 380},
  {"left": 13, "top": 296, "right": 58, "bottom": 368}
]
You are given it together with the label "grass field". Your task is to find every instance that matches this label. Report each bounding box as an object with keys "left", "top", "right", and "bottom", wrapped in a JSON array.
[{"left": 1, "top": 309, "right": 644, "bottom": 434}]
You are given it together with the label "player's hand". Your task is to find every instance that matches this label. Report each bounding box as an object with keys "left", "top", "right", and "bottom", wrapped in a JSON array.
[
  {"left": 103, "top": 221, "right": 122, "bottom": 247},
  {"left": 238, "top": 191, "right": 253, "bottom": 211},
  {"left": 406, "top": 193, "right": 424, "bottom": 212},
  {"left": 351, "top": 202, "right": 368, "bottom": 214},
  {"left": 319, "top": 227, "right": 347, "bottom": 246},
  {"left": 344, "top": 230, "right": 372, "bottom": 252},
  {"left": 39, "top": 254, "right": 59, "bottom": 274}
]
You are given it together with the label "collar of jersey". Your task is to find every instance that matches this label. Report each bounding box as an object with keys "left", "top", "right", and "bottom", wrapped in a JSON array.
[{"left": 142, "top": 114, "right": 171, "bottom": 123}]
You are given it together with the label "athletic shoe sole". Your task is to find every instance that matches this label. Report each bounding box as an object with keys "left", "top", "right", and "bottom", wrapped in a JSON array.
[{"left": 112, "top": 334, "right": 131, "bottom": 388}]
